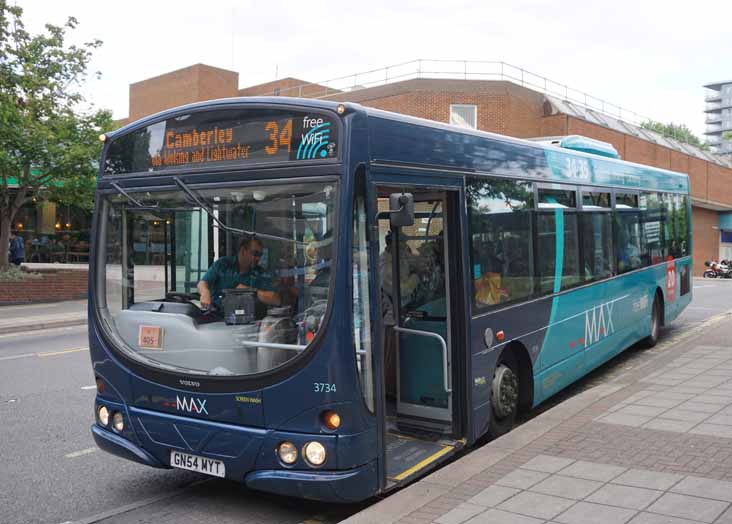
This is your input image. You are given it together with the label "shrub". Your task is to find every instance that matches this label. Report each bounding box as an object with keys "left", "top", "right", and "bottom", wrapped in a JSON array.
[{"left": 0, "top": 266, "right": 42, "bottom": 281}]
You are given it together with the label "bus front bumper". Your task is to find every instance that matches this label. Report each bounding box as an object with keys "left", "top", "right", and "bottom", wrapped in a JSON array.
[
  {"left": 245, "top": 461, "right": 378, "bottom": 502},
  {"left": 91, "top": 423, "right": 378, "bottom": 502},
  {"left": 91, "top": 424, "right": 167, "bottom": 468}
]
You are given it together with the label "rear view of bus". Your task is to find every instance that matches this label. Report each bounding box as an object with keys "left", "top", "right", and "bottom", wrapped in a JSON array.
[{"left": 89, "top": 99, "right": 374, "bottom": 502}]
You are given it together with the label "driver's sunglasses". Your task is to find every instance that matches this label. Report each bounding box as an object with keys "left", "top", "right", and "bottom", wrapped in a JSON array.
[{"left": 250, "top": 250, "right": 263, "bottom": 258}]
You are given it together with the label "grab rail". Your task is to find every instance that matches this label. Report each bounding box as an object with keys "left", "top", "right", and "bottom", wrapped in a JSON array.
[
  {"left": 393, "top": 326, "right": 451, "bottom": 393},
  {"left": 238, "top": 340, "right": 307, "bottom": 352}
]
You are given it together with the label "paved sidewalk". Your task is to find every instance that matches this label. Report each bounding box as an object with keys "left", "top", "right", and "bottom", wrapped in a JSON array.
[
  {"left": 0, "top": 299, "right": 87, "bottom": 335},
  {"left": 344, "top": 312, "right": 732, "bottom": 524}
]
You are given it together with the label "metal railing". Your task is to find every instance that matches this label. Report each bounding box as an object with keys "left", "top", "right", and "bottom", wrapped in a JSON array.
[{"left": 273, "top": 59, "right": 698, "bottom": 143}]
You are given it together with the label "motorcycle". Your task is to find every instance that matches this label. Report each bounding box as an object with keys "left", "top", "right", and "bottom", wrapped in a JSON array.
[{"left": 703, "top": 260, "right": 732, "bottom": 278}]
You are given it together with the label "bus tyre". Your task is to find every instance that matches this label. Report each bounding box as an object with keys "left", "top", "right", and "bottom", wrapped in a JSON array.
[
  {"left": 643, "top": 297, "right": 661, "bottom": 348},
  {"left": 488, "top": 350, "right": 520, "bottom": 439}
]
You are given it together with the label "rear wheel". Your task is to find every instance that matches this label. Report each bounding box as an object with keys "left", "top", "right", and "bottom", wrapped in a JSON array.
[
  {"left": 487, "top": 350, "right": 520, "bottom": 439},
  {"left": 642, "top": 296, "right": 661, "bottom": 348}
]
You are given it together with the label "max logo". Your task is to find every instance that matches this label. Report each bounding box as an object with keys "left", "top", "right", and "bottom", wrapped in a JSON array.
[
  {"left": 176, "top": 395, "right": 209, "bottom": 415},
  {"left": 584, "top": 302, "right": 615, "bottom": 346}
]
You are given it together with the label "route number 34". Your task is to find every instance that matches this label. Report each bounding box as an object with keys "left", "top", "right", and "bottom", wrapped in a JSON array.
[{"left": 314, "top": 382, "right": 337, "bottom": 393}]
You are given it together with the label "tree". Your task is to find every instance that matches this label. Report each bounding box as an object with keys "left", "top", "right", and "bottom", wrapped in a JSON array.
[
  {"left": 641, "top": 120, "right": 709, "bottom": 150},
  {"left": 0, "top": 2, "right": 113, "bottom": 270}
]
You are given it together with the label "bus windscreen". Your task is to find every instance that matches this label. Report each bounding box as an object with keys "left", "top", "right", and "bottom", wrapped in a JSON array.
[
  {"left": 98, "top": 180, "right": 337, "bottom": 377},
  {"left": 104, "top": 108, "right": 339, "bottom": 175}
]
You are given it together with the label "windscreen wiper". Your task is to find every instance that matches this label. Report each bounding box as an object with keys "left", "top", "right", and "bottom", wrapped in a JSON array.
[
  {"left": 173, "top": 177, "right": 243, "bottom": 235},
  {"left": 111, "top": 182, "right": 150, "bottom": 208},
  {"left": 172, "top": 177, "right": 304, "bottom": 245}
]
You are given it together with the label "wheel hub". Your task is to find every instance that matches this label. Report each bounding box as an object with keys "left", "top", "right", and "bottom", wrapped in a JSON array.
[{"left": 492, "top": 364, "right": 519, "bottom": 419}]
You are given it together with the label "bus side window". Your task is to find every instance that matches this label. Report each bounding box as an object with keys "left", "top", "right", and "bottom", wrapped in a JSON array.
[
  {"left": 615, "top": 193, "right": 644, "bottom": 274},
  {"left": 641, "top": 192, "right": 664, "bottom": 265},
  {"left": 580, "top": 190, "right": 613, "bottom": 281},
  {"left": 536, "top": 188, "right": 580, "bottom": 293},
  {"left": 467, "top": 177, "right": 534, "bottom": 309}
]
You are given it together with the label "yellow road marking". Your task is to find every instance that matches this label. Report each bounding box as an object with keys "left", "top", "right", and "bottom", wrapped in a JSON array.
[
  {"left": 390, "top": 445, "right": 454, "bottom": 482},
  {"left": 65, "top": 447, "right": 98, "bottom": 459},
  {"left": 37, "top": 347, "right": 89, "bottom": 357}
]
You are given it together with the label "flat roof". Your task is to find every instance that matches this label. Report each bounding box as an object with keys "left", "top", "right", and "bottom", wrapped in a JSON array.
[{"left": 704, "top": 80, "right": 732, "bottom": 91}]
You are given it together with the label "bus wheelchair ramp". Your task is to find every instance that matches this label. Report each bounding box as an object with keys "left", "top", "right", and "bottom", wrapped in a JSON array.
[{"left": 385, "top": 432, "right": 462, "bottom": 486}]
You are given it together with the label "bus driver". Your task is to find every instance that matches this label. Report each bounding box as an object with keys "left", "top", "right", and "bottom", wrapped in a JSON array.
[{"left": 197, "top": 236, "right": 281, "bottom": 310}]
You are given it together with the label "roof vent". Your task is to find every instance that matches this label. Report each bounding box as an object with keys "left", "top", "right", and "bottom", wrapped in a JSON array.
[{"left": 555, "top": 135, "right": 619, "bottom": 159}]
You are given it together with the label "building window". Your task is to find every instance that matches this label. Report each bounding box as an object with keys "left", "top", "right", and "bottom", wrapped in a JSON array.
[
  {"left": 450, "top": 104, "right": 477, "bottom": 129},
  {"left": 273, "top": 88, "right": 281, "bottom": 96}
]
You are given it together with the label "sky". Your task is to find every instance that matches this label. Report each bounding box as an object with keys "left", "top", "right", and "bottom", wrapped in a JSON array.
[{"left": 18, "top": 0, "right": 732, "bottom": 138}]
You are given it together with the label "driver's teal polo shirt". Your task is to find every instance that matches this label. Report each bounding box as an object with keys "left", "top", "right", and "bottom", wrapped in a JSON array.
[{"left": 201, "top": 256, "right": 274, "bottom": 305}]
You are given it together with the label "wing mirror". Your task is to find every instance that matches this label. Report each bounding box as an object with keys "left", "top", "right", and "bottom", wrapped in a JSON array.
[{"left": 388, "top": 192, "right": 415, "bottom": 228}]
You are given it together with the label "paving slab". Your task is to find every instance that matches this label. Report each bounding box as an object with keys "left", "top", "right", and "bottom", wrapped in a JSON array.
[
  {"left": 495, "top": 469, "right": 550, "bottom": 490},
  {"left": 497, "top": 491, "right": 576, "bottom": 520},
  {"left": 645, "top": 493, "right": 729, "bottom": 523},
  {"left": 611, "top": 469, "right": 684, "bottom": 491},
  {"left": 670, "top": 476, "right": 732, "bottom": 503},
  {"left": 468, "top": 486, "right": 521, "bottom": 508},
  {"left": 530, "top": 474, "right": 603, "bottom": 500},
  {"left": 520, "top": 455, "right": 575, "bottom": 474},
  {"left": 435, "top": 503, "right": 484, "bottom": 524},
  {"left": 596, "top": 413, "right": 652, "bottom": 427},
  {"left": 641, "top": 418, "right": 699, "bottom": 433},
  {"left": 554, "top": 501, "right": 637, "bottom": 524},
  {"left": 558, "top": 461, "right": 627, "bottom": 482},
  {"left": 717, "top": 506, "right": 732, "bottom": 524},
  {"left": 627, "top": 513, "right": 706, "bottom": 524},
  {"left": 586, "top": 484, "right": 663, "bottom": 510},
  {"left": 465, "top": 508, "right": 544, "bottom": 524},
  {"left": 690, "top": 423, "right": 732, "bottom": 438}
]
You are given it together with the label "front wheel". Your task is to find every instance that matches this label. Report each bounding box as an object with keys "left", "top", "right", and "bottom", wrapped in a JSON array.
[
  {"left": 642, "top": 296, "right": 661, "bottom": 348},
  {"left": 703, "top": 270, "right": 717, "bottom": 278},
  {"left": 487, "top": 350, "right": 520, "bottom": 439}
]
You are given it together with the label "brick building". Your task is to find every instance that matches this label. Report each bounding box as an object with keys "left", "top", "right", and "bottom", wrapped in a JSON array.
[{"left": 119, "top": 63, "right": 732, "bottom": 274}]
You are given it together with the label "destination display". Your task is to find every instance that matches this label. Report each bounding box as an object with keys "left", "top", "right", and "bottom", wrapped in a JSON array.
[{"left": 104, "top": 108, "right": 339, "bottom": 175}]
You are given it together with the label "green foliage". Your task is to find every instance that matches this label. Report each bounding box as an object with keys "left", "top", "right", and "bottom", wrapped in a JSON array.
[
  {"left": 0, "top": 265, "right": 41, "bottom": 281},
  {"left": 723, "top": 131, "right": 732, "bottom": 141},
  {"left": 0, "top": 1, "right": 113, "bottom": 268},
  {"left": 640, "top": 120, "right": 709, "bottom": 150}
]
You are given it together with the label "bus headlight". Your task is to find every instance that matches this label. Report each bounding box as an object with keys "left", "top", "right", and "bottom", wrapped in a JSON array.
[
  {"left": 98, "top": 405, "right": 110, "bottom": 426},
  {"left": 112, "top": 412, "right": 124, "bottom": 432},
  {"left": 277, "top": 441, "right": 298, "bottom": 465},
  {"left": 303, "top": 441, "right": 326, "bottom": 467}
]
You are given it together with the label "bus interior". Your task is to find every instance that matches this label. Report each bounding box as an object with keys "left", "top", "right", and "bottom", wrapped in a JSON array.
[{"left": 376, "top": 186, "right": 466, "bottom": 486}]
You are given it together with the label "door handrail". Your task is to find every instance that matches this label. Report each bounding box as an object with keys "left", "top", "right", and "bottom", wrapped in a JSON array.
[
  {"left": 238, "top": 340, "right": 307, "bottom": 352},
  {"left": 393, "top": 326, "right": 452, "bottom": 393}
]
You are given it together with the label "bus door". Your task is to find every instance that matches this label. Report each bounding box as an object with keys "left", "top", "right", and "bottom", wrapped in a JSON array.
[{"left": 374, "top": 184, "right": 466, "bottom": 488}]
